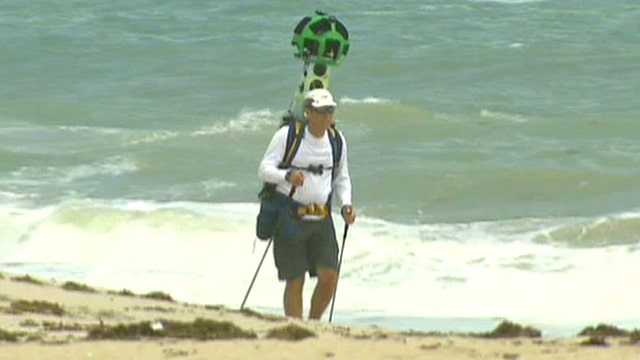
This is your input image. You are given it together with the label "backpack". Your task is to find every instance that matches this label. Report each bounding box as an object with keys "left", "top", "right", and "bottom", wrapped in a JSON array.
[
  {"left": 278, "top": 118, "right": 343, "bottom": 180},
  {"left": 256, "top": 118, "right": 343, "bottom": 240}
]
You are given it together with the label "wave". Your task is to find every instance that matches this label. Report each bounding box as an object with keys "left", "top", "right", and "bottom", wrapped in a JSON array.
[
  {"left": 1, "top": 199, "right": 639, "bottom": 325},
  {"left": 480, "top": 109, "right": 528, "bottom": 123},
  {"left": 191, "top": 109, "right": 279, "bottom": 136},
  {"left": 535, "top": 211, "right": 640, "bottom": 247},
  {"left": 339, "top": 97, "right": 393, "bottom": 105},
  {"left": 8, "top": 155, "right": 138, "bottom": 186}
]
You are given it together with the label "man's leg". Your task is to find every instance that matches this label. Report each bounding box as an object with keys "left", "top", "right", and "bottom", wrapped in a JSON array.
[
  {"left": 309, "top": 267, "right": 338, "bottom": 319},
  {"left": 284, "top": 277, "right": 305, "bottom": 318}
]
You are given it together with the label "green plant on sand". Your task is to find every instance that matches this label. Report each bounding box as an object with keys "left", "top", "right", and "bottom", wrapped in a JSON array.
[
  {"left": 107, "top": 289, "right": 136, "bottom": 297},
  {"left": 9, "top": 300, "right": 65, "bottom": 316},
  {"left": 11, "top": 275, "right": 44, "bottom": 286},
  {"left": 61, "top": 281, "right": 97, "bottom": 293},
  {"left": 580, "top": 335, "right": 608, "bottom": 347},
  {"left": 578, "top": 323, "right": 629, "bottom": 337},
  {"left": 87, "top": 318, "right": 256, "bottom": 340},
  {"left": 239, "top": 308, "right": 286, "bottom": 322},
  {"left": 477, "top": 320, "right": 541, "bottom": 339},
  {"left": 0, "top": 328, "right": 21, "bottom": 342},
  {"left": 266, "top": 324, "right": 316, "bottom": 341},
  {"left": 142, "top": 291, "right": 174, "bottom": 302}
]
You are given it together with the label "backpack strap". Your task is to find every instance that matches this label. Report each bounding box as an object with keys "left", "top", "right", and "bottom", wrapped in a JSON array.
[
  {"left": 259, "top": 119, "right": 305, "bottom": 200},
  {"left": 263, "top": 119, "right": 343, "bottom": 203},
  {"left": 279, "top": 119, "right": 305, "bottom": 168},
  {"left": 327, "top": 126, "right": 343, "bottom": 181},
  {"left": 282, "top": 121, "right": 342, "bottom": 178},
  {"left": 325, "top": 126, "right": 343, "bottom": 207}
]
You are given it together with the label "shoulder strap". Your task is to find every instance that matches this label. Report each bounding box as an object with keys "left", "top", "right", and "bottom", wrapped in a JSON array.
[
  {"left": 260, "top": 119, "right": 305, "bottom": 199},
  {"left": 327, "top": 126, "right": 343, "bottom": 180},
  {"left": 278, "top": 120, "right": 343, "bottom": 179},
  {"left": 279, "top": 119, "right": 305, "bottom": 168}
]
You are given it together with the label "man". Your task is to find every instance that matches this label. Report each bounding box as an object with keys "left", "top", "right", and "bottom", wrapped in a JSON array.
[{"left": 258, "top": 88, "right": 356, "bottom": 320}]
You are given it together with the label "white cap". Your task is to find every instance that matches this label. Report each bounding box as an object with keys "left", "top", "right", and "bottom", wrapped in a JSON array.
[{"left": 304, "top": 88, "right": 337, "bottom": 108}]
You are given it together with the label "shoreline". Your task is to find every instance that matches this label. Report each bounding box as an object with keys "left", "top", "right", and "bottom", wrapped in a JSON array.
[{"left": 1, "top": 271, "right": 639, "bottom": 360}]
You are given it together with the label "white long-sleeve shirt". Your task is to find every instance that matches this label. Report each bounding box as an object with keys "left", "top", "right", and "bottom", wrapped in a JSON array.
[{"left": 259, "top": 125, "right": 352, "bottom": 208}]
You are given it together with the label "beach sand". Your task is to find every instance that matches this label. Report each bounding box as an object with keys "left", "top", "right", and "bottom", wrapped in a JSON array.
[{"left": 1, "top": 271, "right": 638, "bottom": 360}]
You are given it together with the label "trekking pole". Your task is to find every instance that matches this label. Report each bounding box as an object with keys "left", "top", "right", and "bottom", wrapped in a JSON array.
[
  {"left": 240, "top": 186, "right": 296, "bottom": 311},
  {"left": 240, "top": 237, "right": 272, "bottom": 310},
  {"left": 328, "top": 222, "right": 349, "bottom": 322}
]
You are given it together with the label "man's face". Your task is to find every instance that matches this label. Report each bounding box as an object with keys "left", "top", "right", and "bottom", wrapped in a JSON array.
[{"left": 307, "top": 105, "right": 335, "bottom": 128}]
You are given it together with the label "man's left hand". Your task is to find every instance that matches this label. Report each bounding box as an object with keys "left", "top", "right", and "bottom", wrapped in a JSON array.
[{"left": 341, "top": 205, "right": 356, "bottom": 224}]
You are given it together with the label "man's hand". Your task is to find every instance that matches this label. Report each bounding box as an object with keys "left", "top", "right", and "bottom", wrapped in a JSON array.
[
  {"left": 286, "top": 170, "right": 305, "bottom": 187},
  {"left": 341, "top": 205, "right": 356, "bottom": 224}
]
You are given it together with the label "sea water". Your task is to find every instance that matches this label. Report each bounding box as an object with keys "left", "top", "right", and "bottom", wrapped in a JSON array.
[{"left": 1, "top": 0, "right": 639, "bottom": 337}]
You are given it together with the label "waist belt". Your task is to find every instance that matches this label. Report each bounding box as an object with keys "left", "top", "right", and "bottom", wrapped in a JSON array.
[{"left": 296, "top": 203, "right": 330, "bottom": 218}]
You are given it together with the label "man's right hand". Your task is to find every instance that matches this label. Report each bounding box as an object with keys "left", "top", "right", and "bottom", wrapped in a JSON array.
[{"left": 286, "top": 170, "right": 305, "bottom": 187}]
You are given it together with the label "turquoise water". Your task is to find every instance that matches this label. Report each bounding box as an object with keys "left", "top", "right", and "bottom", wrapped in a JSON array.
[{"left": 1, "top": 0, "right": 639, "bottom": 335}]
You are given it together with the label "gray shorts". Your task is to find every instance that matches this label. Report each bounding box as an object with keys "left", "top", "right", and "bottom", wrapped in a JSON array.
[{"left": 273, "top": 217, "right": 338, "bottom": 280}]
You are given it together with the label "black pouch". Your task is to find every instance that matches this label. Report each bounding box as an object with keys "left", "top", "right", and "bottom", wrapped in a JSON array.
[
  {"left": 256, "top": 199, "right": 280, "bottom": 240},
  {"left": 256, "top": 187, "right": 297, "bottom": 241}
]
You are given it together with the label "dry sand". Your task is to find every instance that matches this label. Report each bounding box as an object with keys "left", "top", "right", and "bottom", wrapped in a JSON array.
[{"left": 1, "top": 271, "right": 638, "bottom": 360}]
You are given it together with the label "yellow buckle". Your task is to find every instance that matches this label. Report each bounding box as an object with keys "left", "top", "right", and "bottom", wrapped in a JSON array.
[{"left": 297, "top": 203, "right": 329, "bottom": 218}]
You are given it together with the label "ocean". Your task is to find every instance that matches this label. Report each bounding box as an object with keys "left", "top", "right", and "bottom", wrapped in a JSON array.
[{"left": 1, "top": 0, "right": 639, "bottom": 337}]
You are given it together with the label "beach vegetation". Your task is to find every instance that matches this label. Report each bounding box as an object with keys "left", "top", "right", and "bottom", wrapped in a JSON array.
[
  {"left": 578, "top": 323, "right": 628, "bottom": 337},
  {"left": 239, "top": 308, "right": 286, "bottom": 322},
  {"left": 87, "top": 318, "right": 256, "bottom": 340},
  {"left": 580, "top": 335, "right": 608, "bottom": 347},
  {"left": 97, "top": 310, "right": 118, "bottom": 318},
  {"left": 11, "top": 274, "right": 44, "bottom": 286},
  {"left": 142, "top": 306, "right": 175, "bottom": 313},
  {"left": 628, "top": 330, "right": 640, "bottom": 345},
  {"left": 61, "top": 281, "right": 97, "bottom": 293},
  {"left": 204, "top": 304, "right": 225, "bottom": 311},
  {"left": 352, "top": 330, "right": 387, "bottom": 340},
  {"left": 25, "top": 334, "right": 44, "bottom": 342},
  {"left": 401, "top": 329, "right": 448, "bottom": 337},
  {"left": 142, "top": 291, "right": 174, "bottom": 302},
  {"left": 0, "top": 328, "right": 21, "bottom": 342},
  {"left": 19, "top": 319, "right": 40, "bottom": 328},
  {"left": 9, "top": 300, "right": 65, "bottom": 316},
  {"left": 108, "top": 289, "right": 136, "bottom": 297},
  {"left": 265, "top": 324, "right": 316, "bottom": 341},
  {"left": 42, "top": 321, "right": 85, "bottom": 331},
  {"left": 476, "top": 320, "right": 541, "bottom": 339}
]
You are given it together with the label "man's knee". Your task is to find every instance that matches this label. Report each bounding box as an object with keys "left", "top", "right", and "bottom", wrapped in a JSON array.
[
  {"left": 285, "top": 277, "right": 305, "bottom": 290},
  {"left": 316, "top": 268, "right": 338, "bottom": 286}
]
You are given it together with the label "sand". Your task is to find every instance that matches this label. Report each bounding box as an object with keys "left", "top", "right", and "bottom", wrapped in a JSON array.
[{"left": 1, "top": 271, "right": 638, "bottom": 360}]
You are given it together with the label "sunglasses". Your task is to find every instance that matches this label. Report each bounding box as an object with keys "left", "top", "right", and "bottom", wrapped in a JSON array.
[{"left": 312, "top": 106, "right": 336, "bottom": 115}]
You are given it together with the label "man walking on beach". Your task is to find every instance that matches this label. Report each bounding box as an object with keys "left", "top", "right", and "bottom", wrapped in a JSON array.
[{"left": 258, "top": 88, "right": 356, "bottom": 319}]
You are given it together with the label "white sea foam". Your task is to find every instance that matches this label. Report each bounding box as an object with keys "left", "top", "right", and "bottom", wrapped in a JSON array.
[
  {"left": 57, "top": 126, "right": 124, "bottom": 135},
  {"left": 480, "top": 109, "right": 527, "bottom": 123},
  {"left": 191, "top": 109, "right": 277, "bottom": 136},
  {"left": 9, "top": 155, "right": 138, "bottom": 185},
  {"left": 339, "top": 97, "right": 393, "bottom": 105},
  {"left": 2, "top": 200, "right": 639, "bottom": 328},
  {"left": 126, "top": 130, "right": 179, "bottom": 146}
]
